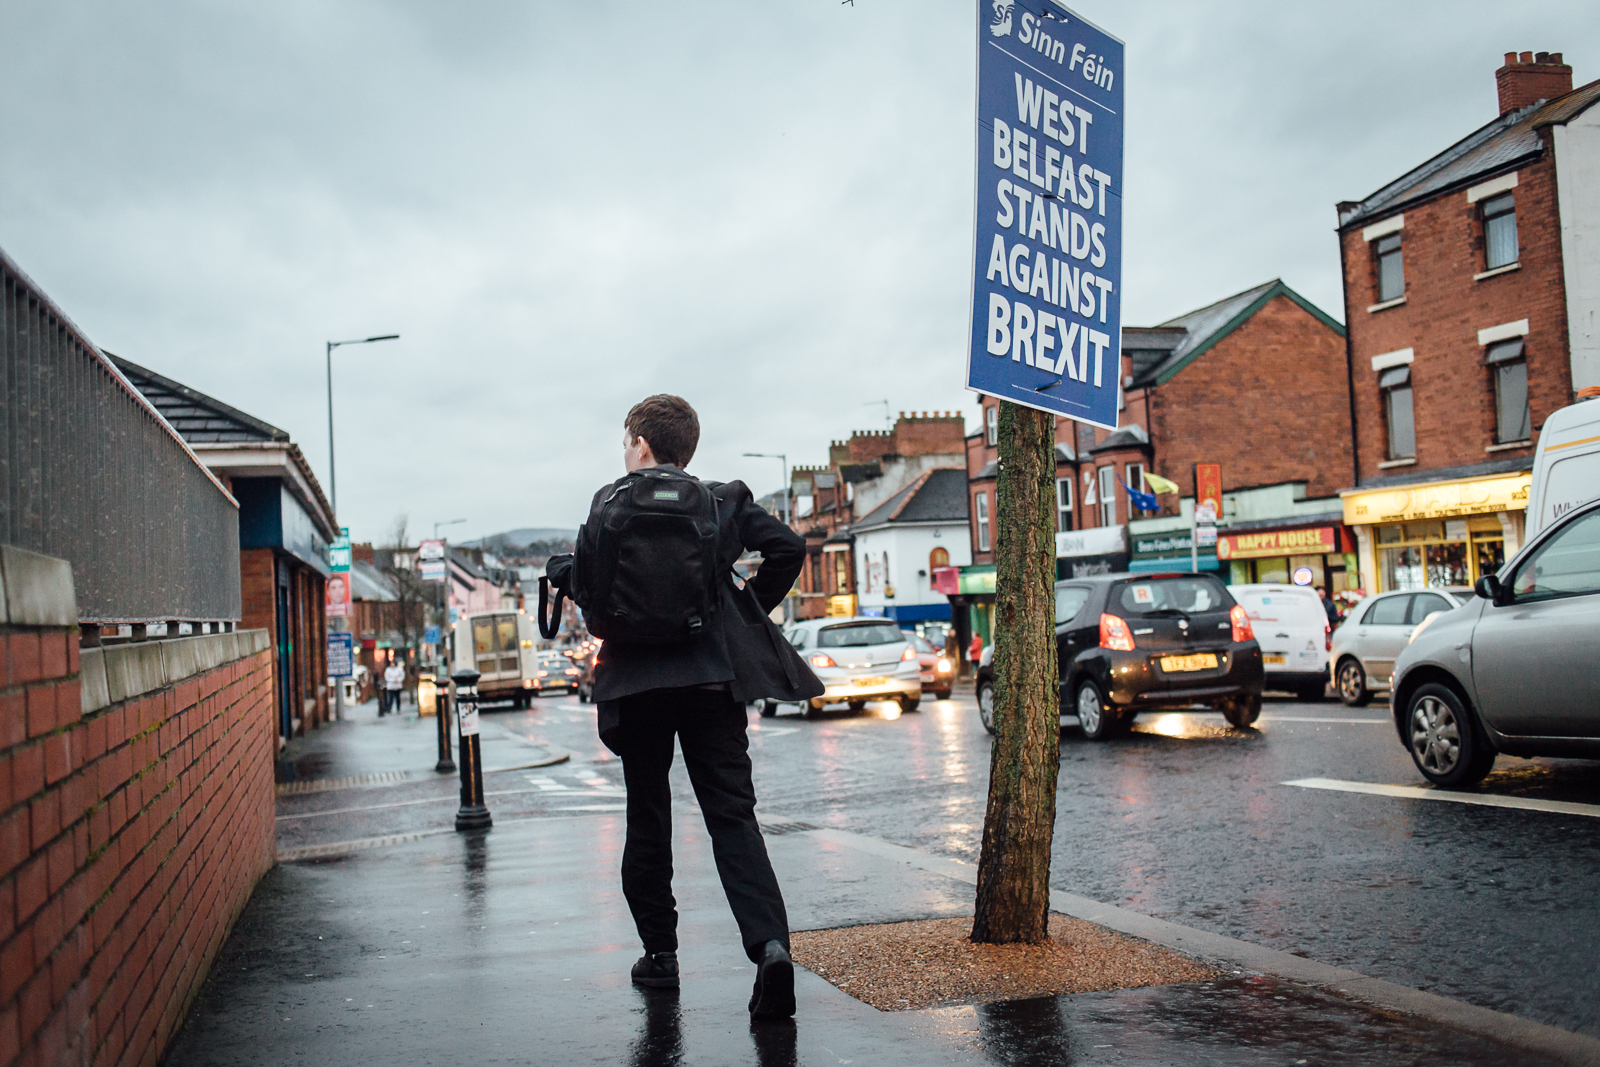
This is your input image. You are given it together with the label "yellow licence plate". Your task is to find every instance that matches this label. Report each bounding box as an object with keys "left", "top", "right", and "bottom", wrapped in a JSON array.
[
  {"left": 853, "top": 676, "right": 888, "bottom": 687},
  {"left": 1159, "top": 653, "right": 1219, "bottom": 673},
  {"left": 1263, "top": 654, "right": 1286, "bottom": 665}
]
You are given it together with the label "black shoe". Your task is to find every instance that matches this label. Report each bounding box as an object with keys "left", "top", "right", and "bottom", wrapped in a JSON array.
[
  {"left": 631, "top": 950, "right": 679, "bottom": 989},
  {"left": 748, "top": 940, "right": 795, "bottom": 1018}
]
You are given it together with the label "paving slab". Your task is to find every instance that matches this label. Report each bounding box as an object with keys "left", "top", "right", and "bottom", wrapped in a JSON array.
[{"left": 167, "top": 809, "right": 1576, "bottom": 1066}]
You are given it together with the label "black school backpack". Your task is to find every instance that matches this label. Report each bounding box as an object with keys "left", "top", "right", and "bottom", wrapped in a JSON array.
[{"left": 541, "top": 468, "right": 721, "bottom": 645}]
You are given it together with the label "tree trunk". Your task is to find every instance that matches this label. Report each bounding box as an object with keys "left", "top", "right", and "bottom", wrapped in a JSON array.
[{"left": 971, "top": 402, "right": 1061, "bottom": 945}]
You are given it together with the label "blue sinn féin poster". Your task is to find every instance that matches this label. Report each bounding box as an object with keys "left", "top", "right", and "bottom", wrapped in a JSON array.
[{"left": 965, "top": 1, "right": 1124, "bottom": 430}]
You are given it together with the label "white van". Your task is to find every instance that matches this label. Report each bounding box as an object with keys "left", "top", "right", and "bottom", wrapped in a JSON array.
[
  {"left": 1527, "top": 396, "right": 1600, "bottom": 537},
  {"left": 1229, "top": 584, "right": 1330, "bottom": 700},
  {"left": 451, "top": 610, "right": 540, "bottom": 708}
]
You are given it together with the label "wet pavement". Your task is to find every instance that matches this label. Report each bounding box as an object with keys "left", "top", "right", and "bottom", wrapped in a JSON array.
[{"left": 210, "top": 688, "right": 1600, "bottom": 1063}]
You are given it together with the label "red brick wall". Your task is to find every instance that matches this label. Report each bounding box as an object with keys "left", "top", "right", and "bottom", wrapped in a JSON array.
[
  {"left": 1148, "top": 293, "right": 1353, "bottom": 498},
  {"left": 1340, "top": 154, "right": 1571, "bottom": 483},
  {"left": 1, "top": 630, "right": 275, "bottom": 1067},
  {"left": 238, "top": 549, "right": 274, "bottom": 636}
]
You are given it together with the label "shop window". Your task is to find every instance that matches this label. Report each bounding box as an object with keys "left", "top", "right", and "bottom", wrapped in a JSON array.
[
  {"left": 832, "top": 551, "right": 851, "bottom": 594},
  {"left": 1487, "top": 339, "right": 1530, "bottom": 443},
  {"left": 1373, "top": 521, "right": 1499, "bottom": 592},
  {"left": 1097, "top": 466, "right": 1117, "bottom": 527},
  {"left": 976, "top": 492, "right": 990, "bottom": 552},
  {"left": 1125, "top": 463, "right": 1147, "bottom": 516},
  {"left": 1375, "top": 233, "right": 1405, "bottom": 301},
  {"left": 1380, "top": 365, "right": 1415, "bottom": 459},
  {"left": 1056, "top": 477, "right": 1074, "bottom": 532},
  {"left": 1483, "top": 193, "right": 1518, "bottom": 270},
  {"left": 985, "top": 405, "right": 998, "bottom": 446}
]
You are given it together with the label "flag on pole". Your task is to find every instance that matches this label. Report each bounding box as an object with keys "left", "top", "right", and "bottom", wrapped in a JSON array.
[
  {"left": 1143, "top": 472, "right": 1181, "bottom": 495},
  {"left": 1121, "top": 478, "right": 1160, "bottom": 513}
]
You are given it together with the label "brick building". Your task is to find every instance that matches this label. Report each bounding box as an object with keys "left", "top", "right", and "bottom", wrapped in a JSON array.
[
  {"left": 961, "top": 279, "right": 1353, "bottom": 633},
  {"left": 1334, "top": 52, "right": 1600, "bottom": 594},
  {"left": 113, "top": 357, "right": 337, "bottom": 745},
  {"left": 787, "top": 413, "right": 965, "bottom": 621}
]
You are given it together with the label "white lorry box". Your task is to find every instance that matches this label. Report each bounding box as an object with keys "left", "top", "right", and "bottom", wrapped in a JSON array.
[
  {"left": 1527, "top": 396, "right": 1600, "bottom": 537},
  {"left": 451, "top": 610, "right": 539, "bottom": 708}
]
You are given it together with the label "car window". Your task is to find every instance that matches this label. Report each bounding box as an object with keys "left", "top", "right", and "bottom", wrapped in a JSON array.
[
  {"left": 472, "top": 618, "right": 494, "bottom": 656},
  {"left": 1112, "top": 576, "right": 1233, "bottom": 615},
  {"left": 1055, "top": 586, "right": 1091, "bottom": 624},
  {"left": 818, "top": 623, "right": 905, "bottom": 647},
  {"left": 907, "top": 634, "right": 935, "bottom": 654},
  {"left": 1364, "top": 595, "right": 1411, "bottom": 625},
  {"left": 1408, "top": 593, "right": 1451, "bottom": 624},
  {"left": 786, "top": 629, "right": 807, "bottom": 649},
  {"left": 1511, "top": 509, "right": 1600, "bottom": 602}
]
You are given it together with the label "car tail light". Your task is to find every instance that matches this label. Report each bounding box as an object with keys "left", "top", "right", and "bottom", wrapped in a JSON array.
[
  {"left": 936, "top": 658, "right": 951, "bottom": 673},
  {"left": 810, "top": 653, "right": 836, "bottom": 668},
  {"left": 1230, "top": 604, "right": 1255, "bottom": 643},
  {"left": 1099, "top": 613, "right": 1135, "bottom": 651},
  {"left": 1324, "top": 622, "right": 1332, "bottom": 652},
  {"left": 537, "top": 669, "right": 549, "bottom": 677},
  {"left": 522, "top": 679, "right": 534, "bottom": 689},
  {"left": 901, "top": 646, "right": 917, "bottom": 662}
]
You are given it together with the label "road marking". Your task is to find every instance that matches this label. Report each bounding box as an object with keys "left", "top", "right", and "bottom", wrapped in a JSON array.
[
  {"left": 750, "top": 726, "right": 799, "bottom": 737},
  {"left": 1283, "top": 778, "right": 1600, "bottom": 819},
  {"left": 1261, "top": 716, "right": 1389, "bottom": 724}
]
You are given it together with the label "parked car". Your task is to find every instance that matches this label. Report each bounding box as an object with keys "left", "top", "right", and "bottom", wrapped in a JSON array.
[
  {"left": 1229, "top": 584, "right": 1330, "bottom": 701},
  {"left": 535, "top": 651, "right": 582, "bottom": 694},
  {"left": 1526, "top": 394, "right": 1600, "bottom": 538},
  {"left": 1328, "top": 587, "right": 1474, "bottom": 706},
  {"left": 1392, "top": 497, "right": 1600, "bottom": 786},
  {"left": 906, "top": 632, "right": 955, "bottom": 700},
  {"left": 975, "top": 572, "right": 1264, "bottom": 739},
  {"left": 765, "top": 617, "right": 922, "bottom": 716}
]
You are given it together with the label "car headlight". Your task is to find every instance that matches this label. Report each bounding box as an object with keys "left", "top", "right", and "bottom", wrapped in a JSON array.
[
  {"left": 1408, "top": 611, "right": 1444, "bottom": 644},
  {"left": 936, "top": 658, "right": 951, "bottom": 673}
]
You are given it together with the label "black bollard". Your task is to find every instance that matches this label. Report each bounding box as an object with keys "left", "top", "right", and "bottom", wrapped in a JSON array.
[
  {"left": 435, "top": 681, "right": 456, "bottom": 774},
  {"left": 452, "top": 669, "right": 492, "bottom": 831}
]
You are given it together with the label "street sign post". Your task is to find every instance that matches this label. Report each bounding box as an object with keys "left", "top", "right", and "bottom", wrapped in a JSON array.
[
  {"left": 966, "top": 0, "right": 1124, "bottom": 429},
  {"left": 328, "top": 527, "right": 352, "bottom": 721}
]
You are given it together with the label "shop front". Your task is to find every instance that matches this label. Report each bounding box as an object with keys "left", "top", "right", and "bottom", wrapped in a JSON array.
[
  {"left": 1056, "top": 525, "right": 1130, "bottom": 579},
  {"left": 1340, "top": 471, "right": 1531, "bottom": 594},
  {"left": 1128, "top": 531, "right": 1221, "bottom": 575},
  {"left": 1214, "top": 525, "right": 1355, "bottom": 593}
]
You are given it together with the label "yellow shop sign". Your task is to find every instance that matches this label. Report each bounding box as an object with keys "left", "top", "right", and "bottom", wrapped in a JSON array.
[{"left": 1342, "top": 473, "right": 1530, "bottom": 525}]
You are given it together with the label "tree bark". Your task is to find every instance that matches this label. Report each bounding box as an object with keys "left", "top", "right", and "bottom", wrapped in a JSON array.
[{"left": 971, "top": 402, "right": 1061, "bottom": 945}]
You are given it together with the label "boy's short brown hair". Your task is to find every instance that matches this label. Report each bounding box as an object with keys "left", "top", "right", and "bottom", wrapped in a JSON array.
[{"left": 625, "top": 394, "right": 700, "bottom": 468}]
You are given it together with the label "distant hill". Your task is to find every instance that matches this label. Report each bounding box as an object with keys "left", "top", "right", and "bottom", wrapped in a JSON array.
[{"left": 461, "top": 528, "right": 577, "bottom": 548}]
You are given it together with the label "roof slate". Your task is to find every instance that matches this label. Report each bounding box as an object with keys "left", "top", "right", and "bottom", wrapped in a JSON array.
[
  {"left": 1338, "top": 79, "right": 1600, "bottom": 229},
  {"left": 109, "top": 354, "right": 289, "bottom": 443},
  {"left": 855, "top": 468, "right": 969, "bottom": 528}
]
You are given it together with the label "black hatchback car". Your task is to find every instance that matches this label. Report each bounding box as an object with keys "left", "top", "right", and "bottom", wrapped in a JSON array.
[{"left": 976, "top": 572, "right": 1264, "bottom": 738}]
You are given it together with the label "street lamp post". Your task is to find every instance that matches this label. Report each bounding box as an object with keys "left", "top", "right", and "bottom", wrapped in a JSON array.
[
  {"left": 325, "top": 334, "right": 400, "bottom": 517},
  {"left": 743, "top": 452, "right": 789, "bottom": 526}
]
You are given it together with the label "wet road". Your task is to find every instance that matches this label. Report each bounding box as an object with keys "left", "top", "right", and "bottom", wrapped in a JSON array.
[{"left": 278, "top": 687, "right": 1600, "bottom": 1039}]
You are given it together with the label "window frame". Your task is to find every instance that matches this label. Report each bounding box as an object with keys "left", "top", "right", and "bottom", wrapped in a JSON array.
[
  {"left": 1375, "top": 233, "right": 1405, "bottom": 302},
  {"left": 1055, "top": 476, "right": 1074, "bottom": 532},
  {"left": 976, "top": 492, "right": 991, "bottom": 552},
  {"left": 985, "top": 405, "right": 998, "bottom": 447},
  {"left": 1125, "top": 462, "right": 1146, "bottom": 516},
  {"left": 1097, "top": 465, "right": 1117, "bottom": 527},
  {"left": 1379, "top": 365, "right": 1416, "bottom": 460},
  {"left": 1482, "top": 192, "right": 1518, "bottom": 270},
  {"left": 1486, "top": 338, "right": 1530, "bottom": 444}
]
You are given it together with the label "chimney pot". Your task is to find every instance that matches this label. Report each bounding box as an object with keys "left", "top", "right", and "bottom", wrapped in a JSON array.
[
  {"left": 1519, "top": 51, "right": 1534, "bottom": 63},
  {"left": 1536, "top": 51, "right": 1551, "bottom": 63},
  {"left": 1496, "top": 48, "right": 1572, "bottom": 114},
  {"left": 1505, "top": 51, "right": 1517, "bottom": 65}
]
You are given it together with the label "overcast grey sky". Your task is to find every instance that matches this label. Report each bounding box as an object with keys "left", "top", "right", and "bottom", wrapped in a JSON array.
[{"left": 3, "top": 1, "right": 1593, "bottom": 544}]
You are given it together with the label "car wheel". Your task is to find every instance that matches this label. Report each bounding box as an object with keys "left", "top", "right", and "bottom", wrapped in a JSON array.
[
  {"left": 1222, "top": 691, "right": 1262, "bottom": 729},
  {"left": 847, "top": 700, "right": 866, "bottom": 713},
  {"left": 898, "top": 694, "right": 920, "bottom": 713},
  {"left": 1076, "top": 680, "right": 1115, "bottom": 741},
  {"left": 804, "top": 699, "right": 825, "bottom": 719},
  {"left": 977, "top": 681, "right": 996, "bottom": 736},
  {"left": 935, "top": 689, "right": 952, "bottom": 701},
  {"left": 1336, "top": 659, "right": 1371, "bottom": 706},
  {"left": 1407, "top": 683, "right": 1495, "bottom": 788},
  {"left": 760, "top": 700, "right": 779, "bottom": 718}
]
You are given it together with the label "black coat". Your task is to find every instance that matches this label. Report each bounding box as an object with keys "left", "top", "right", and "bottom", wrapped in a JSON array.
[{"left": 549, "top": 468, "right": 822, "bottom": 748}]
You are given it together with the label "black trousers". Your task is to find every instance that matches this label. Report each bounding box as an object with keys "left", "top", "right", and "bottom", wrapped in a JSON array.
[{"left": 613, "top": 687, "right": 788, "bottom": 962}]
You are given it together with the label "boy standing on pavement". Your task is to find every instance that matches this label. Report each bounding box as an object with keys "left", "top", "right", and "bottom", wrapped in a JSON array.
[{"left": 553, "top": 395, "right": 820, "bottom": 1019}]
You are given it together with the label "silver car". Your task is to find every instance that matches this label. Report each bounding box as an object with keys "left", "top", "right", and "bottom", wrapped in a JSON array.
[
  {"left": 1392, "top": 498, "right": 1600, "bottom": 786},
  {"left": 766, "top": 617, "right": 922, "bottom": 717},
  {"left": 1328, "top": 587, "right": 1474, "bottom": 706}
]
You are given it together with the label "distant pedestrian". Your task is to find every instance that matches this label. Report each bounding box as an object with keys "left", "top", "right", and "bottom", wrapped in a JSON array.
[
  {"left": 969, "top": 632, "right": 983, "bottom": 665},
  {"left": 1317, "top": 586, "right": 1339, "bottom": 628},
  {"left": 382, "top": 659, "right": 405, "bottom": 715},
  {"left": 544, "top": 394, "right": 822, "bottom": 1018}
]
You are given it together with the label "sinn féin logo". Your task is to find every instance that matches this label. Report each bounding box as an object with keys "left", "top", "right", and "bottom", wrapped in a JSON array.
[{"left": 989, "top": 0, "right": 1013, "bottom": 37}]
